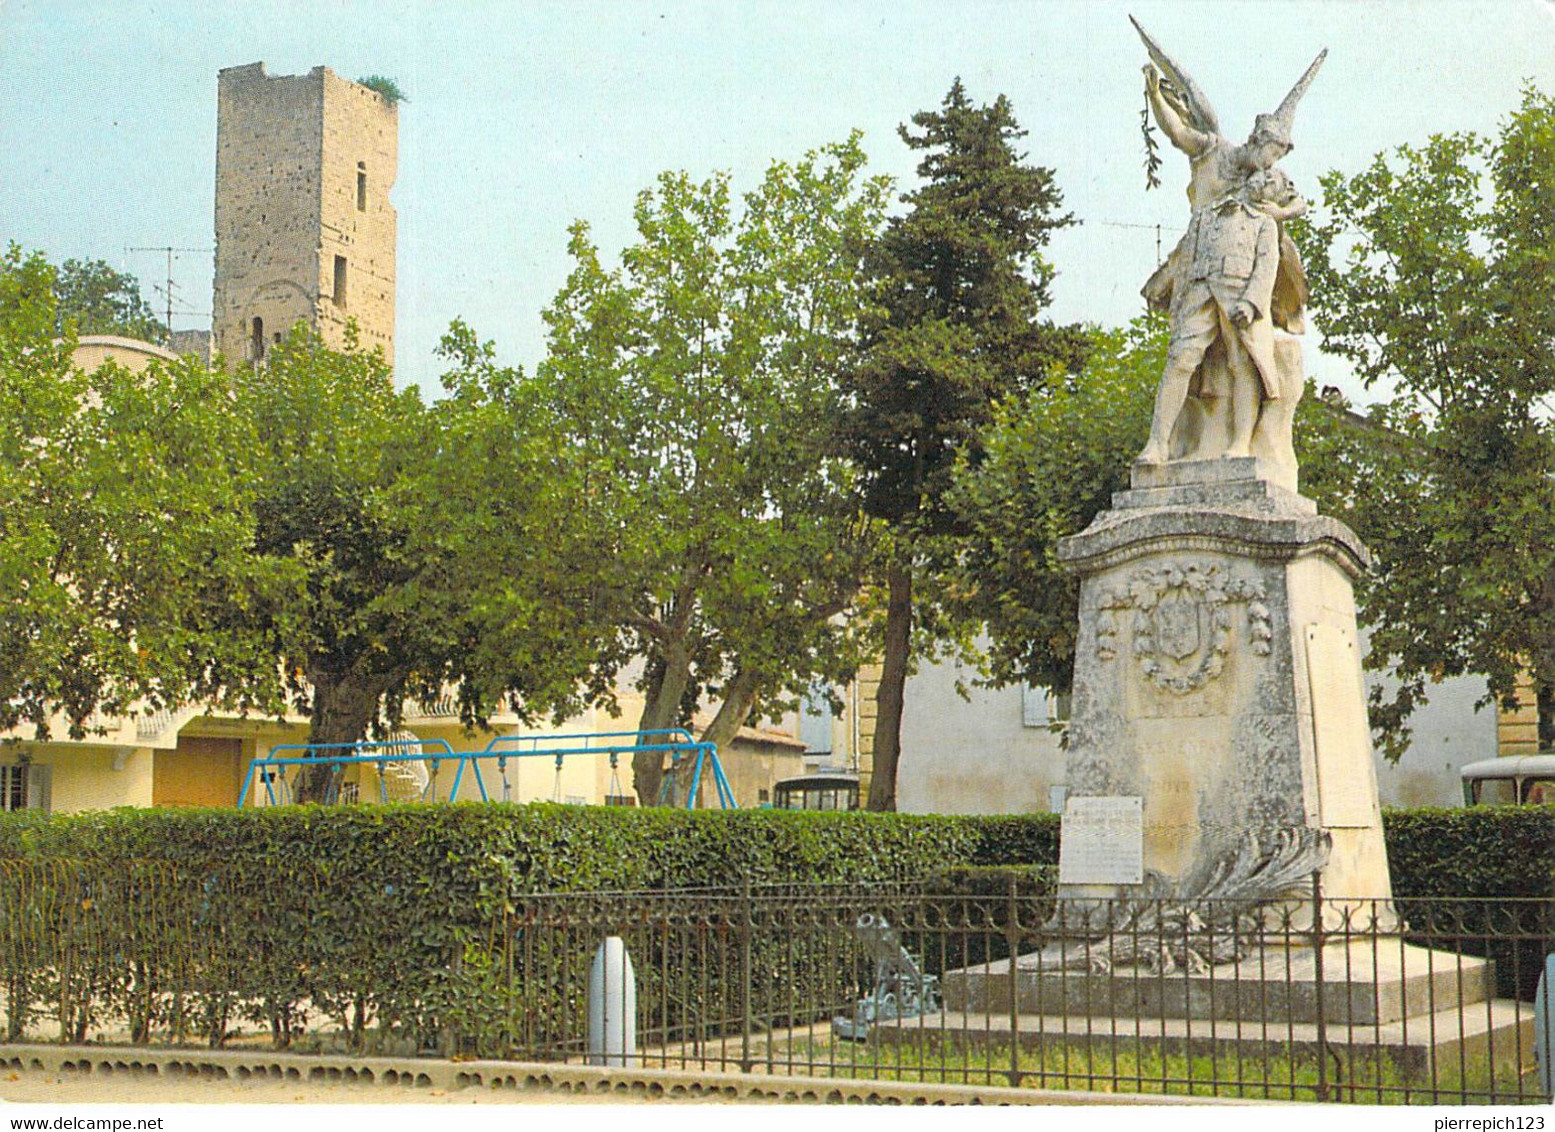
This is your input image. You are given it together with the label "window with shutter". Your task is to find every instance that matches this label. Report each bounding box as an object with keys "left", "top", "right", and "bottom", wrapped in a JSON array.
[
  {"left": 1, "top": 764, "right": 50, "bottom": 812},
  {"left": 1023, "top": 686, "right": 1072, "bottom": 729},
  {"left": 26, "top": 764, "right": 50, "bottom": 811},
  {"left": 0, "top": 765, "right": 22, "bottom": 811},
  {"left": 1021, "top": 685, "right": 1046, "bottom": 728}
]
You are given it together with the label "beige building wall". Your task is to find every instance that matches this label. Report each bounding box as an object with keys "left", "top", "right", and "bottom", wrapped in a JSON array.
[
  {"left": 716, "top": 736, "right": 806, "bottom": 808},
  {"left": 895, "top": 653, "right": 1067, "bottom": 816},
  {"left": 71, "top": 336, "right": 179, "bottom": 375},
  {"left": 212, "top": 63, "right": 396, "bottom": 369},
  {"left": 1497, "top": 671, "right": 1542, "bottom": 756},
  {"left": 3, "top": 746, "right": 155, "bottom": 813},
  {"left": 176, "top": 716, "right": 307, "bottom": 808}
]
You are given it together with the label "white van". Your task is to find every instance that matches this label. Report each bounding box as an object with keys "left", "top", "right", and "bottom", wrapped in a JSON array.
[{"left": 1459, "top": 755, "right": 1555, "bottom": 805}]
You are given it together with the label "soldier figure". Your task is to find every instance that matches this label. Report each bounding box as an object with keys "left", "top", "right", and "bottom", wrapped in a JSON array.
[
  {"left": 1129, "top": 19, "right": 1325, "bottom": 474},
  {"left": 1138, "top": 169, "right": 1293, "bottom": 466}
]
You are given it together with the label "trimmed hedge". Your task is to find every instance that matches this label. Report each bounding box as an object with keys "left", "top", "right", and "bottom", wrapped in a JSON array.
[
  {"left": 1, "top": 801, "right": 1548, "bottom": 899},
  {"left": 1382, "top": 806, "right": 1555, "bottom": 1000},
  {"left": 1381, "top": 806, "right": 1555, "bottom": 899},
  {"left": 0, "top": 803, "right": 1548, "bottom": 1053},
  {"left": 0, "top": 805, "right": 1055, "bottom": 1054},
  {"left": 0, "top": 803, "right": 1052, "bottom": 891},
  {"left": 961, "top": 813, "right": 1061, "bottom": 868}
]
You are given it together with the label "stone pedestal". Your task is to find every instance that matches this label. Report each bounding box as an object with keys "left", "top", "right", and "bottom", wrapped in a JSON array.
[
  {"left": 910, "top": 942, "right": 1534, "bottom": 1082},
  {"left": 1054, "top": 457, "right": 1394, "bottom": 912},
  {"left": 912, "top": 467, "right": 1537, "bottom": 1089}
]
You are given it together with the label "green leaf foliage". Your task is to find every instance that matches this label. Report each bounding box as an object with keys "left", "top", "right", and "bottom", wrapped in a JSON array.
[
  {"left": 219, "top": 325, "right": 594, "bottom": 756},
  {"left": 945, "top": 317, "right": 1164, "bottom": 693},
  {"left": 1381, "top": 805, "right": 1555, "bottom": 998},
  {"left": 1291, "top": 87, "right": 1555, "bottom": 753},
  {"left": 224, "top": 325, "right": 447, "bottom": 747},
  {"left": 53, "top": 257, "right": 164, "bottom": 344},
  {"left": 1381, "top": 806, "right": 1555, "bottom": 900},
  {"left": 0, "top": 802, "right": 1541, "bottom": 896},
  {"left": 492, "top": 135, "right": 894, "bottom": 801},
  {"left": 355, "top": 75, "right": 406, "bottom": 105},
  {"left": 0, "top": 245, "right": 289, "bottom": 738}
]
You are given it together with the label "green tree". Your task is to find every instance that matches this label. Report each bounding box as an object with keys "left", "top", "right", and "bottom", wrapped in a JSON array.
[
  {"left": 201, "top": 325, "right": 598, "bottom": 799},
  {"left": 521, "top": 135, "right": 891, "bottom": 805},
  {"left": 0, "top": 245, "right": 286, "bottom": 739},
  {"left": 946, "top": 319, "right": 1163, "bottom": 694},
  {"left": 426, "top": 321, "right": 628, "bottom": 731},
  {"left": 53, "top": 257, "right": 165, "bottom": 343},
  {"left": 227, "top": 328, "right": 492, "bottom": 791},
  {"left": 1291, "top": 87, "right": 1555, "bottom": 754},
  {"left": 837, "top": 80, "right": 1085, "bottom": 810}
]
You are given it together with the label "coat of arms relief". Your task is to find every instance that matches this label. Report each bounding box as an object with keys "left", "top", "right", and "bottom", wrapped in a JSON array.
[{"left": 1095, "top": 563, "right": 1272, "bottom": 693}]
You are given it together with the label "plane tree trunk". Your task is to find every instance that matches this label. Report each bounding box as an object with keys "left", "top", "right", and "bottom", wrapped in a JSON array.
[
  {"left": 865, "top": 560, "right": 912, "bottom": 812},
  {"left": 668, "top": 667, "right": 759, "bottom": 807},
  {"left": 294, "top": 663, "right": 390, "bottom": 803},
  {"left": 632, "top": 639, "right": 692, "bottom": 806}
]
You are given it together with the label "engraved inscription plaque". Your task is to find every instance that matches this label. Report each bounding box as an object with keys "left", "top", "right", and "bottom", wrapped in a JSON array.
[{"left": 1058, "top": 795, "right": 1145, "bottom": 885}]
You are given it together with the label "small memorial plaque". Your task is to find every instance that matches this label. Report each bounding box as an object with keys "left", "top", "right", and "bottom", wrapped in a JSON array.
[{"left": 1058, "top": 795, "right": 1144, "bottom": 885}]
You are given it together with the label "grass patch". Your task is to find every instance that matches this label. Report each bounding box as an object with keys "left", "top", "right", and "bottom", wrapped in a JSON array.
[{"left": 769, "top": 1034, "right": 1544, "bottom": 1105}]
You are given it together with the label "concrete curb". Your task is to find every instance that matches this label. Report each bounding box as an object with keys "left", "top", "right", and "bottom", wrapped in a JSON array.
[{"left": 0, "top": 1042, "right": 1243, "bottom": 1105}]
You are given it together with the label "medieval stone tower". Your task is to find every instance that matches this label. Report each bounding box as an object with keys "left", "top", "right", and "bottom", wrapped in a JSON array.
[{"left": 212, "top": 63, "right": 397, "bottom": 368}]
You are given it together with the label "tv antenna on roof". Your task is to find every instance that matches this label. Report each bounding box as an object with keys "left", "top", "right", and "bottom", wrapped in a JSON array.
[{"left": 125, "top": 245, "right": 211, "bottom": 342}]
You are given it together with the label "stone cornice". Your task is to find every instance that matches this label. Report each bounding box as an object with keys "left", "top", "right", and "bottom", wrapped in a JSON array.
[{"left": 1057, "top": 506, "right": 1371, "bottom": 581}]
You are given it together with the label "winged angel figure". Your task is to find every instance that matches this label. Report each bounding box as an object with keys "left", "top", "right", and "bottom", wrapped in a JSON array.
[{"left": 1132, "top": 17, "right": 1327, "bottom": 488}]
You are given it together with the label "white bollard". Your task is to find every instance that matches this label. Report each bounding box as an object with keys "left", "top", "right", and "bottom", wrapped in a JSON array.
[{"left": 587, "top": 935, "right": 637, "bottom": 1067}]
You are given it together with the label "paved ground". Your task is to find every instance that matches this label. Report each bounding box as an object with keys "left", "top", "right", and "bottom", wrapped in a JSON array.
[{"left": 0, "top": 1069, "right": 738, "bottom": 1105}]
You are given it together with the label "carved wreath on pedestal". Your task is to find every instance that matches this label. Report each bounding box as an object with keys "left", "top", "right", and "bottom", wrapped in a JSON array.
[{"left": 1095, "top": 563, "right": 1271, "bottom": 694}]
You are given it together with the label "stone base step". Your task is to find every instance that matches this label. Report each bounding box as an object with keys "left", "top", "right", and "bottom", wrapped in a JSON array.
[
  {"left": 943, "top": 940, "right": 1495, "bottom": 1025},
  {"left": 875, "top": 998, "right": 1537, "bottom": 1080}
]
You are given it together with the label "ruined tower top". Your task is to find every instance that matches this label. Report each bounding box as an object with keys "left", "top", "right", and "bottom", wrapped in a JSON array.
[{"left": 212, "top": 63, "right": 397, "bottom": 369}]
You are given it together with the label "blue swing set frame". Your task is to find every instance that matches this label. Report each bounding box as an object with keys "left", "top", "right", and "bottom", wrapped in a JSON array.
[{"left": 235, "top": 728, "right": 738, "bottom": 810}]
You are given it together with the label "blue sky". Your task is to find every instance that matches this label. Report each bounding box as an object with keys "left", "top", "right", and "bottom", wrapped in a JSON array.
[{"left": 3, "top": 0, "right": 1553, "bottom": 397}]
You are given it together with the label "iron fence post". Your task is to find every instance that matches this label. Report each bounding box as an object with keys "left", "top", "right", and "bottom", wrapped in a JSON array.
[
  {"left": 59, "top": 867, "right": 73, "bottom": 1045},
  {"left": 1311, "top": 869, "right": 1329, "bottom": 1104},
  {"left": 741, "top": 879, "right": 754, "bottom": 1073},
  {"left": 1006, "top": 872, "right": 1022, "bottom": 1087}
]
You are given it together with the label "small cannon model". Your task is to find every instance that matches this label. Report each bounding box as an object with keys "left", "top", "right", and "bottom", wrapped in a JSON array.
[{"left": 832, "top": 912, "right": 941, "bottom": 1041}]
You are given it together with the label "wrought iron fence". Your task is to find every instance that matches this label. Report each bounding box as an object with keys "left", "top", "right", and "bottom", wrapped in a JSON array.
[{"left": 0, "top": 861, "right": 1550, "bottom": 1104}]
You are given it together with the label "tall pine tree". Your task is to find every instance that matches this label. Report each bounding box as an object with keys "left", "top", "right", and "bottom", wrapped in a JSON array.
[{"left": 839, "top": 80, "right": 1084, "bottom": 810}]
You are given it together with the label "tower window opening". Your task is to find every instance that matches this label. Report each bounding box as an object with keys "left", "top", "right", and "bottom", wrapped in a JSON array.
[
  {"left": 356, "top": 163, "right": 367, "bottom": 211},
  {"left": 333, "top": 256, "right": 348, "bottom": 308},
  {"left": 251, "top": 316, "right": 265, "bottom": 362}
]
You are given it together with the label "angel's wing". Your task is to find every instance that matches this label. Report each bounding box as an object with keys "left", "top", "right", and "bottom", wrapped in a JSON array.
[{"left": 1130, "top": 15, "right": 1221, "bottom": 138}]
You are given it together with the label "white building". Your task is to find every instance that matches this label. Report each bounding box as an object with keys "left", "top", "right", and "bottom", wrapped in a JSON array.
[{"left": 895, "top": 643, "right": 1495, "bottom": 815}]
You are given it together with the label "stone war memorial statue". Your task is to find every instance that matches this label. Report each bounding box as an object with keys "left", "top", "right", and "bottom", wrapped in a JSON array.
[
  {"left": 1050, "top": 18, "right": 1398, "bottom": 961},
  {"left": 931, "top": 25, "right": 1532, "bottom": 1069},
  {"left": 1135, "top": 16, "right": 1324, "bottom": 487}
]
